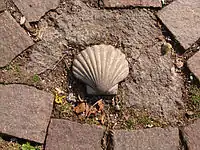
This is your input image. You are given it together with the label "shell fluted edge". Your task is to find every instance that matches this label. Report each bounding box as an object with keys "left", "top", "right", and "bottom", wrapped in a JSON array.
[{"left": 72, "top": 44, "right": 129, "bottom": 95}]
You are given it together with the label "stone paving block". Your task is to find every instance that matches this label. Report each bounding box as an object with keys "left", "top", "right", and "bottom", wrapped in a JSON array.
[
  {"left": 45, "top": 119, "right": 104, "bottom": 150},
  {"left": 0, "top": 11, "right": 34, "bottom": 67},
  {"left": 187, "top": 51, "right": 200, "bottom": 81},
  {"left": 0, "top": 0, "right": 6, "bottom": 12},
  {"left": 25, "top": 39, "right": 63, "bottom": 74},
  {"left": 0, "top": 84, "right": 53, "bottom": 143},
  {"left": 103, "top": 0, "right": 161, "bottom": 8},
  {"left": 113, "top": 127, "right": 180, "bottom": 150},
  {"left": 183, "top": 119, "right": 200, "bottom": 150},
  {"left": 13, "top": 0, "right": 60, "bottom": 22},
  {"left": 157, "top": 0, "right": 200, "bottom": 49}
]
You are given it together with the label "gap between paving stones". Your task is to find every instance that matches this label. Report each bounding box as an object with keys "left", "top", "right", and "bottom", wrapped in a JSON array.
[{"left": 179, "top": 128, "right": 189, "bottom": 150}]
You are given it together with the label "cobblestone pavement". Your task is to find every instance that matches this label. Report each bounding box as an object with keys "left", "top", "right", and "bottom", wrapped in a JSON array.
[{"left": 0, "top": 0, "right": 200, "bottom": 149}]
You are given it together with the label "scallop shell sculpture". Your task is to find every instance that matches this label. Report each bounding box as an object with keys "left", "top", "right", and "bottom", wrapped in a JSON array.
[{"left": 72, "top": 44, "right": 129, "bottom": 95}]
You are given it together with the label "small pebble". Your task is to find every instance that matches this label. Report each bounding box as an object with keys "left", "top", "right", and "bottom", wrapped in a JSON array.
[
  {"left": 55, "top": 87, "right": 64, "bottom": 94},
  {"left": 186, "top": 111, "right": 194, "bottom": 116},
  {"left": 161, "top": 0, "right": 165, "bottom": 5},
  {"left": 190, "top": 75, "right": 194, "bottom": 81},
  {"left": 10, "top": 138, "right": 17, "bottom": 142},
  {"left": 115, "top": 104, "right": 120, "bottom": 111},
  {"left": 20, "top": 16, "right": 26, "bottom": 25},
  {"left": 165, "top": 36, "right": 172, "bottom": 42},
  {"left": 67, "top": 93, "right": 76, "bottom": 103},
  {"left": 146, "top": 124, "right": 153, "bottom": 128}
]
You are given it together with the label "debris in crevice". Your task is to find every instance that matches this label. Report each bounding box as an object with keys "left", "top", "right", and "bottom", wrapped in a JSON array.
[
  {"left": 179, "top": 128, "right": 189, "bottom": 150},
  {"left": 101, "top": 130, "right": 114, "bottom": 150}
]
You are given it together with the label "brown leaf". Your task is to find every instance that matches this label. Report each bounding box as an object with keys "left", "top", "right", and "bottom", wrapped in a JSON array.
[
  {"left": 100, "top": 111, "right": 106, "bottom": 125},
  {"left": 85, "top": 103, "right": 90, "bottom": 116},
  {"left": 73, "top": 102, "right": 86, "bottom": 114},
  {"left": 97, "top": 99, "right": 104, "bottom": 112},
  {"left": 87, "top": 107, "right": 98, "bottom": 117}
]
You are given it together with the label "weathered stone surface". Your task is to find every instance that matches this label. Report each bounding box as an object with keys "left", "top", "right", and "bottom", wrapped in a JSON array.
[
  {"left": 103, "top": 0, "right": 161, "bottom": 8},
  {"left": 0, "top": 84, "right": 53, "bottom": 143},
  {"left": 187, "top": 51, "right": 200, "bottom": 81},
  {"left": 157, "top": 0, "right": 200, "bottom": 49},
  {"left": 0, "top": 0, "right": 6, "bottom": 12},
  {"left": 25, "top": 39, "right": 63, "bottom": 74},
  {"left": 13, "top": 0, "right": 60, "bottom": 22},
  {"left": 45, "top": 119, "right": 104, "bottom": 150},
  {"left": 0, "top": 11, "right": 34, "bottom": 67},
  {"left": 113, "top": 127, "right": 180, "bottom": 150},
  {"left": 125, "top": 46, "right": 184, "bottom": 122},
  {"left": 52, "top": 0, "right": 184, "bottom": 123},
  {"left": 183, "top": 119, "right": 200, "bottom": 150}
]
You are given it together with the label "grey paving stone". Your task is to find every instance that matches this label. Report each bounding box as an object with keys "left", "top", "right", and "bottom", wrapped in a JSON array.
[
  {"left": 103, "top": 0, "right": 161, "bottom": 8},
  {"left": 157, "top": 0, "right": 200, "bottom": 49},
  {"left": 187, "top": 51, "right": 200, "bottom": 81},
  {"left": 0, "top": 84, "right": 53, "bottom": 143},
  {"left": 183, "top": 119, "right": 200, "bottom": 150},
  {"left": 0, "top": 0, "right": 6, "bottom": 12},
  {"left": 25, "top": 39, "right": 63, "bottom": 74},
  {"left": 13, "top": 0, "right": 60, "bottom": 22},
  {"left": 0, "top": 11, "right": 34, "bottom": 67},
  {"left": 113, "top": 127, "right": 180, "bottom": 150},
  {"left": 45, "top": 119, "right": 104, "bottom": 150}
]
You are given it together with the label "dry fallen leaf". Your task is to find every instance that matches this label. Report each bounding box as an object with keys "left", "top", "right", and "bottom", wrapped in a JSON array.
[
  {"left": 73, "top": 102, "right": 86, "bottom": 114},
  {"left": 85, "top": 103, "right": 90, "bottom": 116},
  {"left": 175, "top": 57, "right": 184, "bottom": 69},
  {"left": 87, "top": 107, "right": 98, "bottom": 117},
  {"left": 100, "top": 111, "right": 106, "bottom": 125},
  {"left": 97, "top": 99, "right": 104, "bottom": 112}
]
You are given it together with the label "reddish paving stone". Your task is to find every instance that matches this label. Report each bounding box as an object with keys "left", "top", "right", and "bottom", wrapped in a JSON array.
[
  {"left": 187, "top": 51, "right": 200, "bottom": 81},
  {"left": 0, "top": 84, "right": 53, "bottom": 143},
  {"left": 0, "top": 11, "right": 34, "bottom": 67},
  {"left": 113, "top": 127, "right": 180, "bottom": 150},
  {"left": 157, "top": 0, "right": 200, "bottom": 49},
  {"left": 13, "top": 0, "right": 60, "bottom": 22},
  {"left": 103, "top": 0, "right": 161, "bottom": 8},
  {"left": 45, "top": 119, "right": 104, "bottom": 150},
  {"left": 0, "top": 0, "right": 6, "bottom": 12},
  {"left": 183, "top": 119, "right": 200, "bottom": 150}
]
